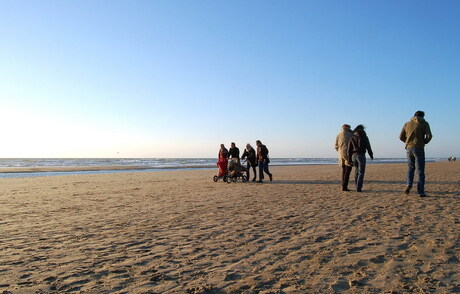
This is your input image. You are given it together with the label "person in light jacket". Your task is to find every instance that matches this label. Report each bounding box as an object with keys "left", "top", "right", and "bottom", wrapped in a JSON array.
[{"left": 335, "top": 124, "right": 354, "bottom": 191}]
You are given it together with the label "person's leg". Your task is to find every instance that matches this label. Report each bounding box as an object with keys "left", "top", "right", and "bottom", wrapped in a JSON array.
[
  {"left": 263, "top": 159, "right": 273, "bottom": 181},
  {"left": 406, "top": 148, "right": 415, "bottom": 193},
  {"left": 345, "top": 165, "right": 352, "bottom": 189},
  {"left": 352, "top": 154, "right": 358, "bottom": 186},
  {"left": 356, "top": 154, "right": 366, "bottom": 192},
  {"left": 252, "top": 165, "right": 257, "bottom": 181},
  {"left": 357, "top": 154, "right": 366, "bottom": 191},
  {"left": 342, "top": 165, "right": 352, "bottom": 191},
  {"left": 258, "top": 161, "right": 264, "bottom": 181},
  {"left": 246, "top": 162, "right": 250, "bottom": 180},
  {"left": 414, "top": 148, "right": 426, "bottom": 195}
]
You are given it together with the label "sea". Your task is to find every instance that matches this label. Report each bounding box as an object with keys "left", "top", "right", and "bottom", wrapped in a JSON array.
[{"left": 0, "top": 158, "right": 443, "bottom": 178}]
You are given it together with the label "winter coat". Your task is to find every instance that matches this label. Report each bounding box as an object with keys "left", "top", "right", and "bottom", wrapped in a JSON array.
[
  {"left": 257, "top": 144, "right": 269, "bottom": 162},
  {"left": 399, "top": 116, "right": 433, "bottom": 149},
  {"left": 348, "top": 130, "right": 374, "bottom": 161},
  {"left": 218, "top": 148, "right": 229, "bottom": 160},
  {"left": 241, "top": 148, "right": 257, "bottom": 167},
  {"left": 335, "top": 128, "right": 354, "bottom": 166},
  {"left": 228, "top": 147, "right": 240, "bottom": 159}
]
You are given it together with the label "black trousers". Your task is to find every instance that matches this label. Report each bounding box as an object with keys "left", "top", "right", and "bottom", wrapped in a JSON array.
[
  {"left": 342, "top": 165, "right": 352, "bottom": 189},
  {"left": 246, "top": 162, "right": 257, "bottom": 180}
]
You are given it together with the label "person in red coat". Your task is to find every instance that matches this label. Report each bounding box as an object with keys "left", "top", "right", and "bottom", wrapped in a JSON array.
[{"left": 217, "top": 144, "right": 229, "bottom": 177}]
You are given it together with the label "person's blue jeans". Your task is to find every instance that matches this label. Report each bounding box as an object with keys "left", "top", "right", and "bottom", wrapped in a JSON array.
[
  {"left": 258, "top": 159, "right": 271, "bottom": 180},
  {"left": 352, "top": 154, "right": 366, "bottom": 191},
  {"left": 406, "top": 147, "right": 425, "bottom": 195}
]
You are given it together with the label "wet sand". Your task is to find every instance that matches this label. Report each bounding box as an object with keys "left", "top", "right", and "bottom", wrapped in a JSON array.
[{"left": 0, "top": 162, "right": 459, "bottom": 293}]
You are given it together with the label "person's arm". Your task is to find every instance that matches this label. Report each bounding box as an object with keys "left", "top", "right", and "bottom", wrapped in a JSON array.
[
  {"left": 347, "top": 140, "right": 353, "bottom": 164},
  {"left": 366, "top": 136, "right": 374, "bottom": 160},
  {"left": 335, "top": 135, "right": 339, "bottom": 151},
  {"left": 399, "top": 124, "right": 407, "bottom": 143},
  {"left": 241, "top": 150, "right": 247, "bottom": 159},
  {"left": 424, "top": 122, "right": 433, "bottom": 144}
]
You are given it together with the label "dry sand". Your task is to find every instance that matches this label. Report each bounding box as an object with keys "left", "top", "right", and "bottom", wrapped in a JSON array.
[{"left": 0, "top": 162, "right": 459, "bottom": 293}]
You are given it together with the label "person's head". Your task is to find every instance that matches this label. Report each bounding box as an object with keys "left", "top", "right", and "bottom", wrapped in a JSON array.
[
  {"left": 231, "top": 142, "right": 236, "bottom": 148},
  {"left": 246, "top": 143, "right": 252, "bottom": 150},
  {"left": 256, "top": 140, "right": 262, "bottom": 147},
  {"left": 354, "top": 124, "right": 365, "bottom": 132},
  {"left": 220, "top": 144, "right": 225, "bottom": 149},
  {"left": 414, "top": 110, "right": 425, "bottom": 118},
  {"left": 342, "top": 124, "right": 351, "bottom": 130},
  {"left": 353, "top": 125, "right": 365, "bottom": 136}
]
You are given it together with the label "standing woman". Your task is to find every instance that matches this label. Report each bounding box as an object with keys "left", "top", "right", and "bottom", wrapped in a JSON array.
[
  {"left": 347, "top": 125, "right": 374, "bottom": 192},
  {"left": 217, "top": 144, "right": 229, "bottom": 179},
  {"left": 241, "top": 144, "right": 257, "bottom": 182}
]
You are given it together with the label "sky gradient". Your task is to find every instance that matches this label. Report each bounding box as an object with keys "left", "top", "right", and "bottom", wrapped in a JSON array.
[{"left": 1, "top": 1, "right": 459, "bottom": 158}]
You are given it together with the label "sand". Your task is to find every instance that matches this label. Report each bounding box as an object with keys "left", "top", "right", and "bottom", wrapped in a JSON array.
[{"left": 0, "top": 162, "right": 459, "bottom": 293}]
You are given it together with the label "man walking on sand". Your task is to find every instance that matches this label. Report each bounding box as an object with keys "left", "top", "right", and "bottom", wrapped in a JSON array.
[
  {"left": 400, "top": 110, "right": 433, "bottom": 197},
  {"left": 256, "top": 140, "right": 273, "bottom": 183},
  {"left": 335, "top": 124, "right": 354, "bottom": 191}
]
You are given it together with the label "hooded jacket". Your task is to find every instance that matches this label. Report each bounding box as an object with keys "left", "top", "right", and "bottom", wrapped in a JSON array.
[
  {"left": 335, "top": 128, "right": 354, "bottom": 166},
  {"left": 399, "top": 116, "right": 433, "bottom": 149}
]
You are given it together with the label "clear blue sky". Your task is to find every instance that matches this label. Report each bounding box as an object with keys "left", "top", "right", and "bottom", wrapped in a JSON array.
[{"left": 0, "top": 0, "right": 459, "bottom": 158}]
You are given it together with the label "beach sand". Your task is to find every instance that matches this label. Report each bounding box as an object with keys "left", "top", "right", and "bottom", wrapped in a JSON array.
[{"left": 0, "top": 162, "right": 459, "bottom": 293}]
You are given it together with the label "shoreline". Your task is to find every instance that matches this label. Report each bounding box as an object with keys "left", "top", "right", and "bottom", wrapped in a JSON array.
[{"left": 0, "top": 159, "right": 443, "bottom": 177}]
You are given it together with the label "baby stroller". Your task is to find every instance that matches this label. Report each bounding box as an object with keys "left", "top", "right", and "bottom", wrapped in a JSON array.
[
  {"left": 226, "top": 158, "right": 248, "bottom": 183},
  {"left": 213, "top": 158, "right": 228, "bottom": 182}
]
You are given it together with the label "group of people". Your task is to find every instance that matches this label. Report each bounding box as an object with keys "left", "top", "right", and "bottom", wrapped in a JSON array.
[
  {"left": 218, "top": 140, "right": 273, "bottom": 183},
  {"left": 335, "top": 124, "right": 374, "bottom": 192},
  {"left": 335, "top": 110, "right": 433, "bottom": 197}
]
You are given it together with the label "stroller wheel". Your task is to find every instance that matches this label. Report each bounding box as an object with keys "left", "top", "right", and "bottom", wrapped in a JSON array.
[
  {"left": 226, "top": 176, "right": 232, "bottom": 183},
  {"left": 213, "top": 175, "right": 219, "bottom": 182},
  {"left": 232, "top": 177, "right": 237, "bottom": 183},
  {"left": 242, "top": 175, "right": 247, "bottom": 182}
]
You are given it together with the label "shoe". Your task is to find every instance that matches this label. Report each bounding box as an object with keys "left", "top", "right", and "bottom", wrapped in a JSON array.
[
  {"left": 342, "top": 188, "right": 351, "bottom": 191},
  {"left": 419, "top": 193, "right": 427, "bottom": 197},
  {"left": 252, "top": 178, "right": 256, "bottom": 182},
  {"left": 357, "top": 189, "right": 362, "bottom": 192},
  {"left": 257, "top": 180, "right": 263, "bottom": 183},
  {"left": 405, "top": 187, "right": 411, "bottom": 194},
  {"left": 269, "top": 174, "right": 273, "bottom": 181}
]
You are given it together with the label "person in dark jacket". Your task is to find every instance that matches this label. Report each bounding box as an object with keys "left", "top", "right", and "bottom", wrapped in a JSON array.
[
  {"left": 228, "top": 142, "right": 240, "bottom": 164},
  {"left": 256, "top": 140, "right": 273, "bottom": 183},
  {"left": 241, "top": 143, "right": 257, "bottom": 182},
  {"left": 347, "top": 125, "right": 374, "bottom": 192}
]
